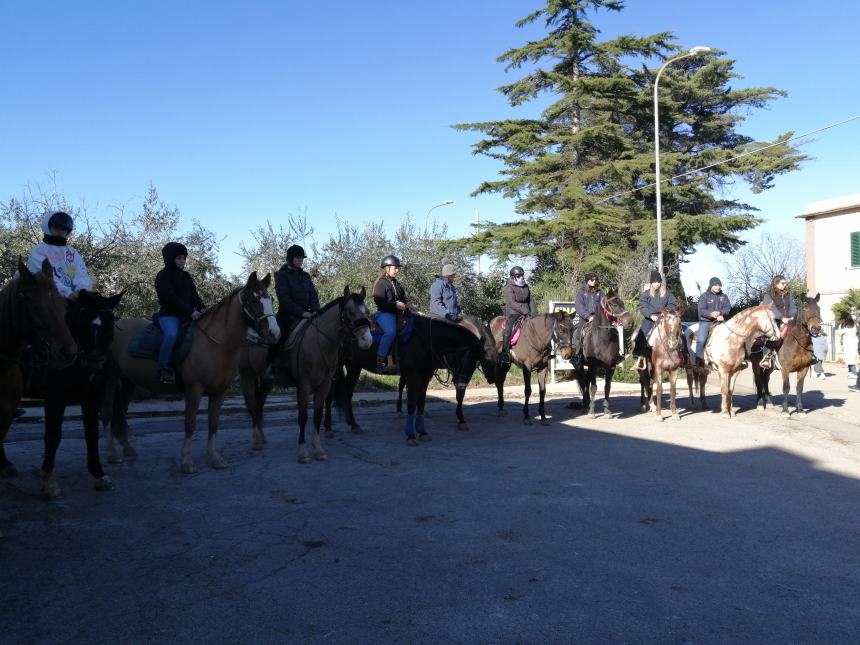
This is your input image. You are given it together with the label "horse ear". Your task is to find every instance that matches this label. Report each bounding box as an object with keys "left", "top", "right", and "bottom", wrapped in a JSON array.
[
  {"left": 246, "top": 271, "right": 259, "bottom": 287},
  {"left": 343, "top": 285, "right": 350, "bottom": 297},
  {"left": 260, "top": 273, "right": 272, "bottom": 288},
  {"left": 18, "top": 257, "right": 35, "bottom": 284},
  {"left": 41, "top": 257, "right": 54, "bottom": 278},
  {"left": 105, "top": 290, "right": 125, "bottom": 310},
  {"left": 814, "top": 292, "right": 820, "bottom": 302},
  {"left": 359, "top": 286, "right": 366, "bottom": 299},
  {"left": 554, "top": 310, "right": 565, "bottom": 322}
]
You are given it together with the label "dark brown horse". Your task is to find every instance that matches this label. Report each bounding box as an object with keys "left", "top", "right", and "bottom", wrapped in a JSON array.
[
  {"left": 751, "top": 294, "right": 822, "bottom": 417},
  {"left": 104, "top": 272, "right": 279, "bottom": 474},
  {"left": 574, "top": 295, "right": 635, "bottom": 419},
  {"left": 19, "top": 290, "right": 124, "bottom": 498},
  {"left": 238, "top": 287, "right": 372, "bottom": 461},
  {"left": 638, "top": 309, "right": 684, "bottom": 420},
  {"left": 489, "top": 312, "right": 574, "bottom": 425},
  {"left": 0, "top": 258, "right": 78, "bottom": 479}
]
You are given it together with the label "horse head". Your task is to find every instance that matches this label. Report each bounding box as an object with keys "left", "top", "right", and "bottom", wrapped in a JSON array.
[
  {"left": 553, "top": 311, "right": 574, "bottom": 360},
  {"left": 241, "top": 272, "right": 281, "bottom": 344},
  {"left": 73, "top": 289, "right": 125, "bottom": 372},
  {"left": 800, "top": 293, "right": 823, "bottom": 337},
  {"left": 16, "top": 257, "right": 77, "bottom": 368},
  {"left": 462, "top": 315, "right": 498, "bottom": 385},
  {"left": 340, "top": 286, "right": 372, "bottom": 349},
  {"left": 603, "top": 293, "right": 635, "bottom": 334},
  {"left": 659, "top": 308, "right": 682, "bottom": 351}
]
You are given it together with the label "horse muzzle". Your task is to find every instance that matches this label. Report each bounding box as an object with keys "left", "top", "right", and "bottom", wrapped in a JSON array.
[
  {"left": 355, "top": 326, "right": 373, "bottom": 350},
  {"left": 557, "top": 345, "right": 573, "bottom": 360}
]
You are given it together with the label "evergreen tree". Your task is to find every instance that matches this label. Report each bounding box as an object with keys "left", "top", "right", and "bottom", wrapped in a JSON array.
[{"left": 454, "top": 0, "right": 805, "bottom": 293}]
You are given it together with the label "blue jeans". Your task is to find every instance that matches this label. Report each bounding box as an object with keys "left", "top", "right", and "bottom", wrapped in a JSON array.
[
  {"left": 158, "top": 315, "right": 180, "bottom": 369},
  {"left": 695, "top": 321, "right": 712, "bottom": 358},
  {"left": 376, "top": 312, "right": 397, "bottom": 359}
]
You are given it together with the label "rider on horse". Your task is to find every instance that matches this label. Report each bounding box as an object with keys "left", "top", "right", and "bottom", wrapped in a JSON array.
[
  {"left": 274, "top": 244, "right": 320, "bottom": 332},
  {"left": 373, "top": 255, "right": 409, "bottom": 375},
  {"left": 570, "top": 272, "right": 603, "bottom": 366},
  {"left": 759, "top": 274, "right": 799, "bottom": 370},
  {"left": 27, "top": 211, "right": 92, "bottom": 302},
  {"left": 154, "top": 242, "right": 206, "bottom": 384},
  {"left": 499, "top": 266, "right": 536, "bottom": 366},
  {"left": 632, "top": 270, "right": 677, "bottom": 371},
  {"left": 695, "top": 276, "right": 731, "bottom": 364},
  {"left": 428, "top": 263, "right": 462, "bottom": 321}
]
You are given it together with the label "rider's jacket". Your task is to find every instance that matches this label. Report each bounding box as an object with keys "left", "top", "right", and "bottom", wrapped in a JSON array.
[
  {"left": 428, "top": 276, "right": 460, "bottom": 320},
  {"left": 504, "top": 279, "right": 536, "bottom": 317},
  {"left": 27, "top": 212, "right": 92, "bottom": 299},
  {"left": 373, "top": 277, "right": 407, "bottom": 314},
  {"left": 697, "top": 291, "right": 731, "bottom": 322},
  {"left": 155, "top": 243, "right": 205, "bottom": 319},
  {"left": 761, "top": 291, "right": 797, "bottom": 322},
  {"left": 574, "top": 286, "right": 603, "bottom": 320},
  {"left": 638, "top": 289, "right": 677, "bottom": 319},
  {"left": 274, "top": 263, "right": 320, "bottom": 327}
]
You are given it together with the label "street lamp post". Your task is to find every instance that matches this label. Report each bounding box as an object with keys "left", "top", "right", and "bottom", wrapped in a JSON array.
[
  {"left": 425, "top": 200, "right": 453, "bottom": 231},
  {"left": 653, "top": 46, "right": 711, "bottom": 281}
]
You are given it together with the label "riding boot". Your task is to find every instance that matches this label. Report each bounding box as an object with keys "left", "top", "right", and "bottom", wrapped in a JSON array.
[
  {"left": 376, "top": 356, "right": 397, "bottom": 375},
  {"left": 570, "top": 324, "right": 582, "bottom": 366},
  {"left": 499, "top": 327, "right": 512, "bottom": 366},
  {"left": 158, "top": 367, "right": 176, "bottom": 384}
]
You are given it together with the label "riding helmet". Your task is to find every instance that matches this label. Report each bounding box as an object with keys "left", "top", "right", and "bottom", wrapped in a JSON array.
[
  {"left": 47, "top": 210, "right": 74, "bottom": 233},
  {"left": 380, "top": 255, "right": 402, "bottom": 268},
  {"left": 287, "top": 244, "right": 307, "bottom": 261},
  {"left": 509, "top": 266, "right": 525, "bottom": 277}
]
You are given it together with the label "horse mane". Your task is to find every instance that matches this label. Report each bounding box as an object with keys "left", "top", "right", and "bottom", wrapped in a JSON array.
[
  {"left": 0, "top": 277, "right": 20, "bottom": 344},
  {"left": 318, "top": 294, "right": 345, "bottom": 315},
  {"left": 199, "top": 285, "right": 243, "bottom": 323}
]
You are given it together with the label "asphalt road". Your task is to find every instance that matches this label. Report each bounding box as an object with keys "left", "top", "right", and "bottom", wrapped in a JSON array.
[{"left": 2, "top": 370, "right": 860, "bottom": 644}]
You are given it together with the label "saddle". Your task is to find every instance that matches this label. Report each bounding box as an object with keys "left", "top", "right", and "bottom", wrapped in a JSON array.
[
  {"left": 501, "top": 316, "right": 525, "bottom": 346},
  {"left": 369, "top": 313, "right": 416, "bottom": 372},
  {"left": 127, "top": 317, "right": 194, "bottom": 367}
]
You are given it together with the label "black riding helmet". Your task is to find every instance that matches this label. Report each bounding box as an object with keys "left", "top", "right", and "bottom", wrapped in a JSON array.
[
  {"left": 380, "top": 255, "right": 402, "bottom": 268},
  {"left": 48, "top": 211, "right": 74, "bottom": 233},
  {"left": 509, "top": 266, "right": 524, "bottom": 277},
  {"left": 287, "top": 244, "right": 307, "bottom": 261}
]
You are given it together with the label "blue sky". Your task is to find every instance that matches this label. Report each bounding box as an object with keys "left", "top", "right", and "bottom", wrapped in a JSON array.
[{"left": 1, "top": 1, "right": 858, "bottom": 295}]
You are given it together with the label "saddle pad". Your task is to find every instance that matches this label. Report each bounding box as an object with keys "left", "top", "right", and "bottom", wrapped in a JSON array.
[
  {"left": 370, "top": 313, "right": 414, "bottom": 346},
  {"left": 501, "top": 317, "right": 524, "bottom": 346},
  {"left": 128, "top": 322, "right": 194, "bottom": 364}
]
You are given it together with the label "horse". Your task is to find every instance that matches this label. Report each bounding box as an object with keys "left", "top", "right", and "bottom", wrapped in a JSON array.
[
  {"left": 104, "top": 272, "right": 280, "bottom": 474},
  {"left": 238, "top": 287, "right": 372, "bottom": 462},
  {"left": 638, "top": 309, "right": 684, "bottom": 421},
  {"left": 574, "top": 295, "right": 635, "bottom": 419},
  {"left": 703, "top": 304, "right": 780, "bottom": 418},
  {"left": 682, "top": 323, "right": 710, "bottom": 409},
  {"left": 18, "top": 290, "right": 124, "bottom": 498},
  {"left": 750, "top": 294, "right": 822, "bottom": 417},
  {"left": 393, "top": 314, "right": 498, "bottom": 431},
  {"left": 489, "top": 312, "right": 574, "bottom": 425},
  {"left": 0, "top": 258, "right": 78, "bottom": 478},
  {"left": 330, "top": 314, "right": 486, "bottom": 443}
]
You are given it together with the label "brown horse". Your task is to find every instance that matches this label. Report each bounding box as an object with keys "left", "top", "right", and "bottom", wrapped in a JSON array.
[
  {"left": 489, "top": 312, "right": 574, "bottom": 425},
  {"left": 750, "top": 294, "right": 822, "bottom": 417},
  {"left": 638, "top": 309, "right": 684, "bottom": 420},
  {"left": 703, "top": 304, "right": 780, "bottom": 418},
  {"left": 238, "top": 287, "right": 372, "bottom": 461},
  {"left": 682, "top": 324, "right": 710, "bottom": 409},
  {"left": 0, "top": 258, "right": 78, "bottom": 478},
  {"left": 104, "top": 272, "right": 279, "bottom": 473}
]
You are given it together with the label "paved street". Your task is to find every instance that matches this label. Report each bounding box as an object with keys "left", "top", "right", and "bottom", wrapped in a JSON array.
[{"left": 2, "top": 364, "right": 859, "bottom": 644}]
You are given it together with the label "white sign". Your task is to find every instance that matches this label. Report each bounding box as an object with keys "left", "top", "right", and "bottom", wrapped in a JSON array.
[{"left": 549, "top": 300, "right": 576, "bottom": 384}]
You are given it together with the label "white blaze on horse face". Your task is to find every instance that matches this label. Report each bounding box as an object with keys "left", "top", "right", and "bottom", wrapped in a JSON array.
[
  {"left": 261, "top": 297, "right": 281, "bottom": 341},
  {"left": 356, "top": 327, "right": 372, "bottom": 349}
]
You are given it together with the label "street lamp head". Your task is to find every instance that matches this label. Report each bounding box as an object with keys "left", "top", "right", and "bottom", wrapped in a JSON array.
[
  {"left": 689, "top": 46, "right": 712, "bottom": 55},
  {"left": 441, "top": 200, "right": 453, "bottom": 205}
]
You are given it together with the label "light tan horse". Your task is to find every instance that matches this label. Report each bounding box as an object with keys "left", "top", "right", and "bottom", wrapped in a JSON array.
[
  {"left": 639, "top": 309, "right": 684, "bottom": 421},
  {"left": 104, "top": 272, "right": 280, "bottom": 473},
  {"left": 703, "top": 304, "right": 780, "bottom": 418}
]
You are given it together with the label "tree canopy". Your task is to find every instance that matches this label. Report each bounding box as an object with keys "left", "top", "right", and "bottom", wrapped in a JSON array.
[{"left": 454, "top": 0, "right": 806, "bottom": 292}]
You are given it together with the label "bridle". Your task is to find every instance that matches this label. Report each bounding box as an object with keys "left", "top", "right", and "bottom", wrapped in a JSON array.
[{"left": 598, "top": 296, "right": 630, "bottom": 330}]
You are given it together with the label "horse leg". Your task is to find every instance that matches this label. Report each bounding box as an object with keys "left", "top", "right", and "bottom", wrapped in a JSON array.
[
  {"left": 107, "top": 376, "right": 136, "bottom": 463},
  {"left": 41, "top": 395, "right": 65, "bottom": 499},
  {"left": 728, "top": 370, "right": 742, "bottom": 417},
  {"left": 653, "top": 369, "right": 664, "bottom": 420},
  {"left": 639, "top": 368, "right": 649, "bottom": 413},
  {"left": 206, "top": 390, "right": 229, "bottom": 469},
  {"left": 669, "top": 369, "right": 680, "bottom": 421},
  {"left": 82, "top": 395, "right": 113, "bottom": 491},
  {"left": 496, "top": 363, "right": 509, "bottom": 417},
  {"left": 396, "top": 374, "right": 406, "bottom": 417},
  {"left": 719, "top": 370, "right": 731, "bottom": 418},
  {"left": 403, "top": 372, "right": 418, "bottom": 445},
  {"left": 699, "top": 371, "right": 708, "bottom": 409},
  {"left": 0, "top": 395, "right": 18, "bottom": 477},
  {"left": 180, "top": 386, "right": 204, "bottom": 474},
  {"left": 297, "top": 386, "right": 312, "bottom": 464},
  {"left": 311, "top": 390, "right": 328, "bottom": 460},
  {"left": 456, "top": 383, "right": 468, "bottom": 431},
  {"left": 415, "top": 371, "right": 433, "bottom": 441},
  {"left": 536, "top": 367, "right": 549, "bottom": 426},
  {"left": 588, "top": 368, "right": 598, "bottom": 419},
  {"left": 344, "top": 363, "right": 363, "bottom": 433},
  {"left": 603, "top": 367, "right": 614, "bottom": 417},
  {"left": 795, "top": 367, "right": 809, "bottom": 416},
  {"left": 240, "top": 369, "right": 265, "bottom": 450},
  {"left": 522, "top": 368, "right": 533, "bottom": 425},
  {"left": 781, "top": 368, "right": 791, "bottom": 417}
]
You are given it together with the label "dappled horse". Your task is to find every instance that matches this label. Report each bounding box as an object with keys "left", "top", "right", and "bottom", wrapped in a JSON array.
[
  {"left": 489, "top": 312, "right": 574, "bottom": 425},
  {"left": 0, "top": 258, "right": 78, "bottom": 479},
  {"left": 238, "top": 287, "right": 372, "bottom": 462},
  {"left": 19, "top": 290, "right": 124, "bottom": 498},
  {"left": 574, "top": 295, "right": 634, "bottom": 419},
  {"left": 638, "top": 309, "right": 684, "bottom": 421},
  {"left": 703, "top": 304, "right": 780, "bottom": 418},
  {"left": 331, "top": 313, "right": 486, "bottom": 443},
  {"left": 393, "top": 314, "right": 498, "bottom": 431},
  {"left": 750, "top": 294, "right": 822, "bottom": 416},
  {"left": 105, "top": 272, "right": 280, "bottom": 473}
]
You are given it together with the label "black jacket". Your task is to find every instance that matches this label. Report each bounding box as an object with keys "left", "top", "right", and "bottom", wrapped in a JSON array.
[
  {"left": 697, "top": 290, "right": 731, "bottom": 322},
  {"left": 638, "top": 289, "right": 677, "bottom": 319},
  {"left": 373, "top": 277, "right": 407, "bottom": 314},
  {"left": 155, "top": 245, "right": 205, "bottom": 318},
  {"left": 274, "top": 263, "right": 320, "bottom": 326},
  {"left": 504, "top": 279, "right": 536, "bottom": 317}
]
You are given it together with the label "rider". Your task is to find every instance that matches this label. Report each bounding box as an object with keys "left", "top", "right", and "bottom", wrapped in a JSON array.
[
  {"left": 759, "top": 274, "right": 799, "bottom": 369},
  {"left": 695, "top": 277, "right": 731, "bottom": 363},
  {"left": 632, "top": 270, "right": 677, "bottom": 371},
  {"left": 373, "top": 255, "right": 409, "bottom": 374},
  {"left": 571, "top": 272, "right": 603, "bottom": 365},
  {"left": 27, "top": 210, "right": 92, "bottom": 301},
  {"left": 499, "top": 266, "right": 536, "bottom": 365},
  {"left": 428, "top": 263, "right": 461, "bottom": 321},
  {"left": 274, "top": 244, "right": 320, "bottom": 333},
  {"left": 154, "top": 242, "right": 205, "bottom": 384}
]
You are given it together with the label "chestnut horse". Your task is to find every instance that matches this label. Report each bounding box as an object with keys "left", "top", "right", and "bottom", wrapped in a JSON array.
[
  {"left": 0, "top": 258, "right": 78, "bottom": 479},
  {"left": 238, "top": 287, "right": 372, "bottom": 461},
  {"left": 704, "top": 304, "right": 780, "bottom": 418},
  {"left": 489, "top": 312, "right": 574, "bottom": 425},
  {"left": 638, "top": 309, "right": 684, "bottom": 421},
  {"left": 750, "top": 294, "right": 822, "bottom": 417},
  {"left": 104, "top": 272, "right": 279, "bottom": 474}
]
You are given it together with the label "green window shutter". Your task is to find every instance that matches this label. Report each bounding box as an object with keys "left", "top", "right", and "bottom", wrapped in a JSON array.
[{"left": 852, "top": 231, "right": 860, "bottom": 268}]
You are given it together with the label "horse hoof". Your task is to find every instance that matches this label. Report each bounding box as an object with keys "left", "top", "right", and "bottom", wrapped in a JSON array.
[
  {"left": 252, "top": 442, "right": 265, "bottom": 451},
  {"left": 672, "top": 414, "right": 681, "bottom": 421},
  {"left": 539, "top": 419, "right": 550, "bottom": 426},
  {"left": 122, "top": 445, "right": 138, "bottom": 458},
  {"left": 396, "top": 410, "right": 404, "bottom": 418},
  {"left": 351, "top": 425, "right": 364, "bottom": 435},
  {"left": 418, "top": 433, "right": 432, "bottom": 442},
  {"left": 589, "top": 413, "right": 598, "bottom": 420},
  {"left": 211, "top": 458, "right": 229, "bottom": 470},
  {"left": 93, "top": 476, "right": 114, "bottom": 492},
  {"left": 324, "top": 430, "right": 335, "bottom": 439},
  {"left": 781, "top": 411, "right": 790, "bottom": 418},
  {"left": 0, "top": 465, "right": 19, "bottom": 478},
  {"left": 523, "top": 418, "right": 533, "bottom": 426},
  {"left": 639, "top": 405, "right": 648, "bottom": 413},
  {"left": 181, "top": 462, "right": 197, "bottom": 475},
  {"left": 796, "top": 411, "right": 807, "bottom": 418},
  {"left": 314, "top": 452, "right": 328, "bottom": 461},
  {"left": 298, "top": 455, "right": 312, "bottom": 464},
  {"left": 41, "top": 476, "right": 62, "bottom": 500},
  {"left": 721, "top": 412, "right": 731, "bottom": 419},
  {"left": 406, "top": 437, "right": 419, "bottom": 447},
  {"left": 457, "top": 423, "right": 469, "bottom": 432},
  {"left": 497, "top": 409, "right": 508, "bottom": 417}
]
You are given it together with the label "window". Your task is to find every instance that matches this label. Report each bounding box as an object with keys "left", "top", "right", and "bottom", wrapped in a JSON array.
[{"left": 853, "top": 231, "right": 860, "bottom": 268}]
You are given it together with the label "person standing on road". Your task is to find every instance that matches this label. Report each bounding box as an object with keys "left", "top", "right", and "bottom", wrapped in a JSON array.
[
  {"left": 836, "top": 312, "right": 859, "bottom": 388},
  {"left": 811, "top": 332, "right": 828, "bottom": 380}
]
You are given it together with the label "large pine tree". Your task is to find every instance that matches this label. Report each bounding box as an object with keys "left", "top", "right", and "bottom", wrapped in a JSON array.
[{"left": 454, "top": 0, "right": 805, "bottom": 290}]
